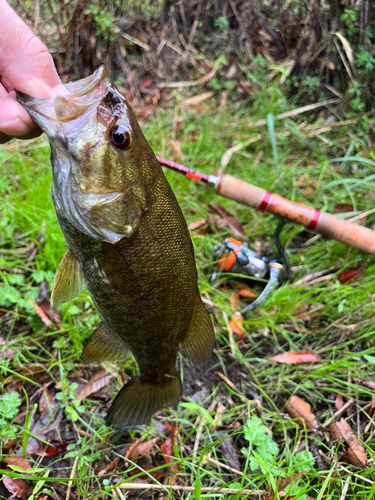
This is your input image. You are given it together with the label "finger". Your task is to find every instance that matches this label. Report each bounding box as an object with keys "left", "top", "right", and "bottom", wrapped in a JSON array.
[
  {"left": 0, "top": 96, "right": 41, "bottom": 139},
  {"left": 0, "top": 2, "right": 67, "bottom": 97}
]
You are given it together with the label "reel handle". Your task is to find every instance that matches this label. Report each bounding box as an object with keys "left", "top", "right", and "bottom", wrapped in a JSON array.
[{"left": 216, "top": 174, "right": 375, "bottom": 255}]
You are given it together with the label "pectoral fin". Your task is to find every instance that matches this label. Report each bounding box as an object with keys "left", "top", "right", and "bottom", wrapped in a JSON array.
[
  {"left": 181, "top": 297, "right": 215, "bottom": 367},
  {"left": 82, "top": 322, "right": 128, "bottom": 362},
  {"left": 51, "top": 249, "right": 85, "bottom": 307}
]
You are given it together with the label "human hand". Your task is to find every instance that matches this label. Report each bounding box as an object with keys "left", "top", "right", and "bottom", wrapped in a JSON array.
[{"left": 0, "top": 0, "right": 66, "bottom": 144}]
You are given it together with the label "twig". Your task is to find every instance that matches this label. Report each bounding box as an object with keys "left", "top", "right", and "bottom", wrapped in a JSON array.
[
  {"left": 204, "top": 456, "right": 243, "bottom": 476},
  {"left": 294, "top": 266, "right": 339, "bottom": 286},
  {"left": 322, "top": 399, "right": 354, "bottom": 428},
  {"left": 65, "top": 455, "right": 78, "bottom": 500},
  {"left": 122, "top": 33, "right": 150, "bottom": 51},
  {"left": 247, "top": 99, "right": 340, "bottom": 127},
  {"left": 339, "top": 475, "right": 351, "bottom": 500},
  {"left": 339, "top": 465, "right": 374, "bottom": 485},
  {"left": 119, "top": 483, "right": 264, "bottom": 495},
  {"left": 216, "top": 372, "right": 248, "bottom": 404},
  {"left": 156, "top": 65, "right": 220, "bottom": 88}
]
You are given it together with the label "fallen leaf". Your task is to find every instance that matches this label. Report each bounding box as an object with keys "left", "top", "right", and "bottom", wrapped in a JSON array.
[
  {"left": 329, "top": 418, "right": 367, "bottom": 468},
  {"left": 229, "top": 313, "right": 244, "bottom": 341},
  {"left": 262, "top": 471, "right": 309, "bottom": 500},
  {"left": 354, "top": 378, "right": 375, "bottom": 390},
  {"left": 75, "top": 371, "right": 112, "bottom": 402},
  {"left": 29, "top": 298, "right": 51, "bottom": 326},
  {"left": 285, "top": 395, "right": 318, "bottom": 431},
  {"left": 334, "top": 203, "right": 354, "bottom": 215},
  {"left": 238, "top": 288, "right": 257, "bottom": 299},
  {"left": 164, "top": 420, "right": 177, "bottom": 437},
  {"left": 188, "top": 218, "right": 207, "bottom": 231},
  {"left": 2, "top": 437, "right": 20, "bottom": 452},
  {"left": 37, "top": 439, "right": 73, "bottom": 457},
  {"left": 337, "top": 259, "right": 369, "bottom": 284},
  {"left": 160, "top": 436, "right": 179, "bottom": 471},
  {"left": 270, "top": 351, "right": 321, "bottom": 364},
  {"left": 181, "top": 91, "right": 214, "bottom": 108},
  {"left": 220, "top": 434, "right": 241, "bottom": 471},
  {"left": 38, "top": 299, "right": 60, "bottom": 324},
  {"left": 98, "top": 457, "right": 119, "bottom": 476},
  {"left": 292, "top": 304, "right": 322, "bottom": 322},
  {"left": 3, "top": 476, "right": 28, "bottom": 499},
  {"left": 39, "top": 385, "right": 53, "bottom": 416},
  {"left": 140, "top": 78, "right": 153, "bottom": 90},
  {"left": 209, "top": 202, "right": 244, "bottom": 237},
  {"left": 335, "top": 393, "right": 343, "bottom": 410},
  {"left": 230, "top": 293, "right": 240, "bottom": 310},
  {"left": 321, "top": 56, "right": 335, "bottom": 71},
  {"left": 160, "top": 420, "right": 179, "bottom": 479},
  {"left": 0, "top": 338, "right": 15, "bottom": 360},
  {"left": 125, "top": 436, "right": 159, "bottom": 461},
  {"left": 3, "top": 456, "right": 31, "bottom": 471}
]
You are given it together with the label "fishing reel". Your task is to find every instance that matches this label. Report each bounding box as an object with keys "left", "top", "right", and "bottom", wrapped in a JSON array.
[{"left": 211, "top": 217, "right": 291, "bottom": 314}]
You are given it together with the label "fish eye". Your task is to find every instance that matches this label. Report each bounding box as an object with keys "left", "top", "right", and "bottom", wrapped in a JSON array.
[{"left": 109, "top": 126, "right": 132, "bottom": 150}]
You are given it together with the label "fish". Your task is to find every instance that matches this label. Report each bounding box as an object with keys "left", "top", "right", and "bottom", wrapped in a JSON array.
[{"left": 16, "top": 66, "right": 214, "bottom": 429}]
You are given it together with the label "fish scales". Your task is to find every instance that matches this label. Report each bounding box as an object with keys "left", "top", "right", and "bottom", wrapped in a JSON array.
[{"left": 16, "top": 66, "right": 214, "bottom": 429}]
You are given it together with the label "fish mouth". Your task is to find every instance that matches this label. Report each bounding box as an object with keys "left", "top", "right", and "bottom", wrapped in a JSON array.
[{"left": 15, "top": 66, "right": 110, "bottom": 135}]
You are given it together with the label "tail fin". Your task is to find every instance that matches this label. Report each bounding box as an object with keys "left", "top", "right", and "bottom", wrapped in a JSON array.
[{"left": 106, "top": 373, "right": 182, "bottom": 429}]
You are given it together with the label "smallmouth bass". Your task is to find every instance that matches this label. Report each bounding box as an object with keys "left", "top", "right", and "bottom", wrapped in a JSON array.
[{"left": 16, "top": 66, "right": 214, "bottom": 429}]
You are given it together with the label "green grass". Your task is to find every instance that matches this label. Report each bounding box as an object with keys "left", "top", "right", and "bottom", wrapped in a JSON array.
[{"left": 1, "top": 90, "right": 375, "bottom": 500}]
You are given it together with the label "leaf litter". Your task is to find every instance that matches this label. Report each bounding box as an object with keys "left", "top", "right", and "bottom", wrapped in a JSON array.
[{"left": 329, "top": 419, "right": 367, "bottom": 468}]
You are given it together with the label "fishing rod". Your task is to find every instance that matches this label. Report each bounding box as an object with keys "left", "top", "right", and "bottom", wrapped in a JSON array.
[{"left": 157, "top": 156, "right": 375, "bottom": 255}]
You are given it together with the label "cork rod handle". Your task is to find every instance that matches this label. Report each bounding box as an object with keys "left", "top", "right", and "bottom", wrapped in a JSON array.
[{"left": 216, "top": 174, "right": 375, "bottom": 255}]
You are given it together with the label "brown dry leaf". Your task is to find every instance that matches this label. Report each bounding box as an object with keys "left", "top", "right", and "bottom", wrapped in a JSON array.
[
  {"left": 3, "top": 476, "right": 28, "bottom": 499},
  {"left": 75, "top": 371, "right": 112, "bottom": 402},
  {"left": 229, "top": 313, "right": 244, "bottom": 341},
  {"left": 39, "top": 385, "right": 53, "bottom": 415},
  {"left": 188, "top": 218, "right": 207, "bottom": 231},
  {"left": 321, "top": 56, "right": 335, "bottom": 71},
  {"left": 334, "top": 203, "right": 354, "bottom": 215},
  {"left": 181, "top": 91, "right": 214, "bottom": 108},
  {"left": 335, "top": 393, "right": 343, "bottom": 410},
  {"left": 125, "top": 436, "right": 159, "bottom": 462},
  {"left": 285, "top": 395, "right": 318, "bottom": 431},
  {"left": 238, "top": 288, "right": 257, "bottom": 299},
  {"left": 160, "top": 436, "right": 179, "bottom": 472},
  {"left": 262, "top": 471, "right": 309, "bottom": 500},
  {"left": 38, "top": 299, "right": 60, "bottom": 324},
  {"left": 354, "top": 378, "right": 375, "bottom": 390},
  {"left": 209, "top": 202, "right": 244, "bottom": 237},
  {"left": 329, "top": 418, "right": 367, "bottom": 468},
  {"left": 160, "top": 420, "right": 179, "bottom": 481},
  {"left": 0, "top": 337, "right": 15, "bottom": 360},
  {"left": 337, "top": 259, "right": 369, "bottom": 284},
  {"left": 164, "top": 420, "right": 177, "bottom": 438},
  {"left": 230, "top": 293, "right": 240, "bottom": 311},
  {"left": 270, "top": 351, "right": 321, "bottom": 364},
  {"left": 29, "top": 298, "right": 51, "bottom": 326},
  {"left": 98, "top": 457, "right": 120, "bottom": 476},
  {"left": 140, "top": 78, "right": 153, "bottom": 90},
  {"left": 2, "top": 437, "right": 20, "bottom": 452},
  {"left": 3, "top": 456, "right": 31, "bottom": 471},
  {"left": 220, "top": 435, "right": 241, "bottom": 471}
]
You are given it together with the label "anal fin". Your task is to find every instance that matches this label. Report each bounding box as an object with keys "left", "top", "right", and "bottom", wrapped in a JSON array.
[
  {"left": 181, "top": 296, "right": 215, "bottom": 367},
  {"left": 82, "top": 322, "right": 128, "bottom": 362},
  {"left": 51, "top": 249, "right": 85, "bottom": 307}
]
